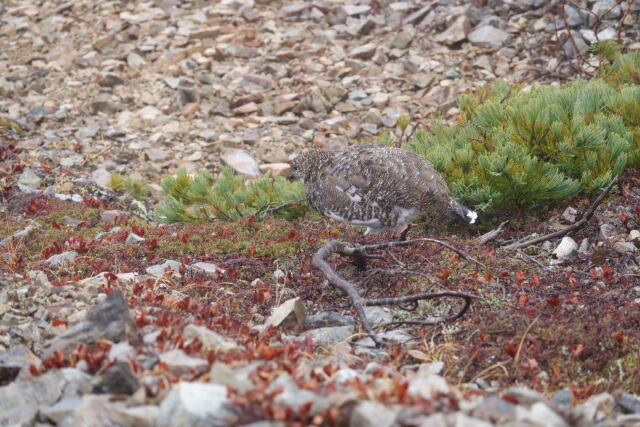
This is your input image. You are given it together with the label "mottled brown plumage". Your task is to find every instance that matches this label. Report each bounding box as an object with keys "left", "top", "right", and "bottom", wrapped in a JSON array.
[{"left": 291, "top": 144, "right": 477, "bottom": 234}]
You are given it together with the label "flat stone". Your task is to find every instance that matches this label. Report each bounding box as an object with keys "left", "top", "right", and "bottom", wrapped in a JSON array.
[
  {"left": 184, "top": 324, "right": 238, "bottom": 352},
  {"left": 613, "top": 241, "right": 637, "bottom": 254},
  {"left": 468, "top": 25, "right": 510, "bottom": 46},
  {"left": 302, "top": 325, "right": 355, "bottom": 344},
  {"left": 343, "top": 5, "right": 371, "bottom": 16},
  {"left": 58, "top": 394, "right": 129, "bottom": 427},
  {"left": 46, "top": 251, "right": 78, "bottom": 267},
  {"left": 209, "top": 362, "right": 257, "bottom": 394},
  {"left": 435, "top": 15, "right": 469, "bottom": 45},
  {"left": 408, "top": 373, "right": 450, "bottom": 399},
  {"left": 125, "top": 232, "right": 145, "bottom": 244},
  {"left": 146, "top": 260, "right": 182, "bottom": 278},
  {"left": 306, "top": 311, "right": 355, "bottom": 328},
  {"left": 0, "top": 368, "right": 91, "bottom": 426},
  {"left": 350, "top": 43, "right": 378, "bottom": 60},
  {"left": 159, "top": 349, "right": 208, "bottom": 375},
  {"left": 44, "top": 290, "right": 138, "bottom": 358},
  {"left": 265, "top": 297, "right": 307, "bottom": 331},
  {"left": 259, "top": 163, "right": 292, "bottom": 178},
  {"left": 156, "top": 382, "right": 234, "bottom": 427},
  {"left": 17, "top": 168, "right": 42, "bottom": 191},
  {"left": 221, "top": 148, "right": 260, "bottom": 177},
  {"left": 553, "top": 236, "right": 577, "bottom": 259},
  {"left": 350, "top": 401, "right": 398, "bottom": 427},
  {"left": 92, "top": 361, "right": 139, "bottom": 395}
]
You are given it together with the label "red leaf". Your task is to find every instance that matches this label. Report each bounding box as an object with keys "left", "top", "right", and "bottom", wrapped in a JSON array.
[
  {"left": 546, "top": 294, "right": 561, "bottom": 307},
  {"left": 612, "top": 330, "right": 624, "bottom": 345},
  {"left": 504, "top": 340, "right": 518, "bottom": 358},
  {"left": 514, "top": 270, "right": 526, "bottom": 286},
  {"left": 518, "top": 293, "right": 529, "bottom": 308},
  {"left": 571, "top": 343, "right": 585, "bottom": 359}
]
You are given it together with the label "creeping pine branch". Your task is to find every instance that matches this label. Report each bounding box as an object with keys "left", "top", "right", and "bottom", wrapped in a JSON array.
[
  {"left": 503, "top": 176, "right": 618, "bottom": 250},
  {"left": 312, "top": 239, "right": 479, "bottom": 347}
]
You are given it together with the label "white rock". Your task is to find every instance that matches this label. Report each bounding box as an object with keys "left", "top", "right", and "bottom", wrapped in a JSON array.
[
  {"left": 408, "top": 373, "right": 450, "bottom": 399},
  {"left": 17, "top": 168, "right": 41, "bottom": 192},
  {"left": 146, "top": 260, "right": 182, "bottom": 278},
  {"left": 157, "top": 382, "right": 233, "bottom": 427},
  {"left": 350, "top": 401, "right": 398, "bottom": 427},
  {"left": 468, "top": 25, "right": 510, "bottom": 46},
  {"left": 190, "top": 262, "right": 224, "bottom": 278},
  {"left": 46, "top": 251, "right": 78, "bottom": 267},
  {"left": 553, "top": 236, "right": 577, "bottom": 259},
  {"left": 125, "top": 232, "right": 145, "bottom": 244},
  {"left": 259, "top": 163, "right": 292, "bottom": 177},
  {"left": 343, "top": 5, "right": 370, "bottom": 15},
  {"left": 184, "top": 324, "right": 237, "bottom": 351},
  {"left": 138, "top": 106, "right": 162, "bottom": 124},
  {"left": 221, "top": 148, "right": 260, "bottom": 177},
  {"left": 265, "top": 297, "right": 307, "bottom": 330},
  {"left": 435, "top": 15, "right": 469, "bottom": 45},
  {"left": 159, "top": 349, "right": 208, "bottom": 375},
  {"left": 519, "top": 402, "right": 569, "bottom": 427}
]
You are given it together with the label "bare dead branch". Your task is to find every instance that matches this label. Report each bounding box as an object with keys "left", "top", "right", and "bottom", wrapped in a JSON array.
[
  {"left": 503, "top": 176, "right": 618, "bottom": 250},
  {"left": 477, "top": 221, "right": 509, "bottom": 245},
  {"left": 312, "top": 239, "right": 479, "bottom": 347}
]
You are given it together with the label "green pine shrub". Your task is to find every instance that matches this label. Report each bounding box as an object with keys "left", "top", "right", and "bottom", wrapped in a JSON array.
[
  {"left": 157, "top": 167, "right": 307, "bottom": 223},
  {"left": 403, "top": 45, "right": 640, "bottom": 213},
  {"left": 109, "top": 173, "right": 150, "bottom": 201}
]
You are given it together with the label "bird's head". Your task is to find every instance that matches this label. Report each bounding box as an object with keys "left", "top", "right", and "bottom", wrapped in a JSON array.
[
  {"left": 289, "top": 149, "right": 333, "bottom": 181},
  {"left": 451, "top": 200, "right": 478, "bottom": 225}
]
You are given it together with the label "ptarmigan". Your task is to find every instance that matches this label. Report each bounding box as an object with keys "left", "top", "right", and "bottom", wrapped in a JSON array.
[{"left": 290, "top": 144, "right": 477, "bottom": 234}]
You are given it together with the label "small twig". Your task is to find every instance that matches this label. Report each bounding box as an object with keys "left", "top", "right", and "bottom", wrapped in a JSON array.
[
  {"left": 350, "top": 237, "right": 488, "bottom": 270},
  {"left": 514, "top": 315, "right": 541, "bottom": 369},
  {"left": 252, "top": 199, "right": 304, "bottom": 218},
  {"left": 503, "top": 176, "right": 618, "bottom": 250},
  {"left": 477, "top": 221, "right": 509, "bottom": 245},
  {"left": 312, "top": 239, "right": 479, "bottom": 347}
]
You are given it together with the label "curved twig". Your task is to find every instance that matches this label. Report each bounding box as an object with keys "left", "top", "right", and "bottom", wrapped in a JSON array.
[
  {"left": 312, "top": 239, "right": 480, "bottom": 347},
  {"left": 503, "top": 176, "right": 618, "bottom": 250}
]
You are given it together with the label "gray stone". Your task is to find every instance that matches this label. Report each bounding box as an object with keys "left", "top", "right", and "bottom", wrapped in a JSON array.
[
  {"left": 471, "top": 395, "right": 517, "bottom": 424},
  {"left": 44, "top": 290, "right": 138, "bottom": 358},
  {"left": 100, "top": 210, "right": 124, "bottom": 224},
  {"left": 221, "top": 148, "right": 260, "bottom": 177},
  {"left": 117, "top": 405, "right": 159, "bottom": 427},
  {"left": 58, "top": 394, "right": 129, "bottom": 427},
  {"left": 306, "top": 311, "right": 355, "bottom": 328},
  {"left": 46, "top": 251, "right": 78, "bottom": 267},
  {"left": 17, "top": 168, "right": 42, "bottom": 192},
  {"left": 592, "top": 0, "right": 621, "bottom": 19},
  {"left": 350, "top": 400, "right": 397, "bottom": 427},
  {"left": 350, "top": 43, "right": 378, "bottom": 60},
  {"left": 184, "top": 324, "right": 238, "bottom": 351},
  {"left": 468, "top": 25, "right": 510, "bottom": 46},
  {"left": 265, "top": 297, "right": 307, "bottom": 331},
  {"left": 92, "top": 361, "right": 139, "bottom": 395},
  {"left": 302, "top": 325, "right": 355, "bottom": 344},
  {"left": 159, "top": 349, "right": 208, "bottom": 375},
  {"left": 615, "top": 391, "right": 640, "bottom": 414},
  {"left": 363, "top": 306, "right": 392, "bottom": 325},
  {"left": 435, "top": 15, "right": 469, "bottom": 45},
  {"left": 108, "top": 341, "right": 135, "bottom": 361},
  {"left": 209, "top": 362, "right": 257, "bottom": 394},
  {"left": 563, "top": 4, "right": 584, "bottom": 27},
  {"left": 600, "top": 223, "right": 618, "bottom": 241},
  {"left": 343, "top": 5, "right": 371, "bottom": 16},
  {"left": 0, "top": 368, "right": 91, "bottom": 426},
  {"left": 126, "top": 232, "right": 146, "bottom": 244},
  {"left": 391, "top": 31, "right": 414, "bottom": 49},
  {"left": 553, "top": 236, "right": 577, "bottom": 259},
  {"left": 146, "top": 260, "right": 182, "bottom": 278},
  {"left": 0, "top": 344, "right": 41, "bottom": 380},
  {"left": 628, "top": 230, "right": 640, "bottom": 244},
  {"left": 519, "top": 402, "right": 569, "bottom": 427},
  {"left": 562, "top": 207, "right": 578, "bottom": 223},
  {"left": 408, "top": 371, "right": 450, "bottom": 400},
  {"left": 576, "top": 392, "right": 615, "bottom": 422},
  {"left": 613, "top": 241, "right": 637, "bottom": 254},
  {"left": 39, "top": 395, "right": 81, "bottom": 424},
  {"left": 157, "top": 382, "right": 234, "bottom": 427},
  {"left": 504, "top": 386, "right": 547, "bottom": 405}
]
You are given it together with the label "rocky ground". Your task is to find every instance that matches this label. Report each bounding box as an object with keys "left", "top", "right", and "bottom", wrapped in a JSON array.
[{"left": 1, "top": 0, "right": 640, "bottom": 426}]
